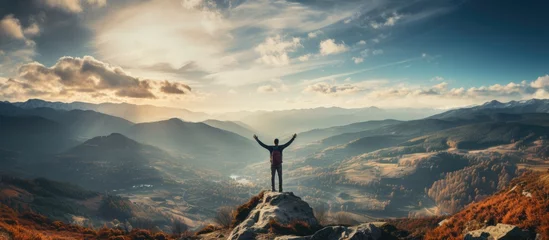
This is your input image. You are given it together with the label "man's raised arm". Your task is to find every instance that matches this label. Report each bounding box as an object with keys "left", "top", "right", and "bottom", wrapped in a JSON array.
[
  {"left": 281, "top": 133, "right": 297, "bottom": 149},
  {"left": 253, "top": 134, "right": 270, "bottom": 150}
]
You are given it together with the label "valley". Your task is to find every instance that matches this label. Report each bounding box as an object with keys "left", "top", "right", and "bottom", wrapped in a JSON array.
[{"left": 2, "top": 99, "right": 549, "bottom": 238}]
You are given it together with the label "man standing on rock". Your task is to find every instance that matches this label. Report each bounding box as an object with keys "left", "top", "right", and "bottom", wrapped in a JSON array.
[{"left": 253, "top": 134, "right": 297, "bottom": 192}]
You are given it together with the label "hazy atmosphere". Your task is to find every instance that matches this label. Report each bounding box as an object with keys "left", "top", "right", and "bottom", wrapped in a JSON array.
[{"left": 1, "top": 0, "right": 549, "bottom": 240}]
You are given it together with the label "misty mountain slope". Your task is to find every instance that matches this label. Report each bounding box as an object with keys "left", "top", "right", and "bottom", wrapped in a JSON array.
[
  {"left": 430, "top": 99, "right": 549, "bottom": 119},
  {"left": 1, "top": 102, "right": 133, "bottom": 140},
  {"left": 28, "top": 108, "right": 133, "bottom": 140},
  {"left": 296, "top": 119, "right": 402, "bottom": 145},
  {"left": 300, "top": 135, "right": 407, "bottom": 167},
  {"left": 123, "top": 118, "right": 263, "bottom": 172},
  {"left": 220, "top": 106, "right": 441, "bottom": 136},
  {"left": 0, "top": 115, "right": 77, "bottom": 154},
  {"left": 13, "top": 99, "right": 209, "bottom": 122},
  {"left": 202, "top": 119, "right": 256, "bottom": 138},
  {"left": 295, "top": 118, "right": 466, "bottom": 157},
  {"left": 405, "top": 122, "right": 549, "bottom": 151},
  {"left": 39, "top": 133, "right": 197, "bottom": 191}
]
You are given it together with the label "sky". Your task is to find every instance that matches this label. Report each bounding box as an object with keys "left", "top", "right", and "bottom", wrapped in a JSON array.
[{"left": 0, "top": 0, "right": 548, "bottom": 113}]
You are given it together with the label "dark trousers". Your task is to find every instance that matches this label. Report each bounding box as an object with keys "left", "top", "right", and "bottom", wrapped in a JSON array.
[{"left": 271, "top": 164, "right": 282, "bottom": 192}]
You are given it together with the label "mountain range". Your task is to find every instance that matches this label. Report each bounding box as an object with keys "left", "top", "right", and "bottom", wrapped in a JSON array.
[{"left": 2, "top": 98, "right": 549, "bottom": 239}]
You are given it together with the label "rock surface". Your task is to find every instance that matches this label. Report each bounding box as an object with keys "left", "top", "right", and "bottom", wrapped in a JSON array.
[
  {"left": 228, "top": 191, "right": 320, "bottom": 240},
  {"left": 464, "top": 223, "right": 534, "bottom": 240},
  {"left": 274, "top": 223, "right": 386, "bottom": 240}
]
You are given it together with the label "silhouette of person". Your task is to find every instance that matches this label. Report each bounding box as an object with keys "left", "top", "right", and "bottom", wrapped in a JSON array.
[{"left": 253, "top": 134, "right": 297, "bottom": 192}]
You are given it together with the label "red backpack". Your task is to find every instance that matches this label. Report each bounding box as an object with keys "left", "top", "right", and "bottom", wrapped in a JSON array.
[{"left": 271, "top": 149, "right": 282, "bottom": 165}]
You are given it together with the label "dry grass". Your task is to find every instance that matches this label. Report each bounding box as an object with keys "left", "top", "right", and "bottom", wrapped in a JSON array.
[
  {"left": 313, "top": 205, "right": 329, "bottom": 226},
  {"left": 331, "top": 211, "right": 359, "bottom": 226},
  {"left": 426, "top": 171, "right": 549, "bottom": 240},
  {"left": 195, "top": 224, "right": 220, "bottom": 235},
  {"left": 214, "top": 206, "right": 234, "bottom": 228},
  {"left": 267, "top": 219, "right": 317, "bottom": 236},
  {"left": 0, "top": 204, "right": 180, "bottom": 240}
]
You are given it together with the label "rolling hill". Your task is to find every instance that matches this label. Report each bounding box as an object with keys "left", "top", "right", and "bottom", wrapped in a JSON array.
[
  {"left": 37, "top": 133, "right": 197, "bottom": 191},
  {"left": 123, "top": 118, "right": 263, "bottom": 172},
  {"left": 0, "top": 115, "right": 77, "bottom": 154},
  {"left": 202, "top": 119, "right": 256, "bottom": 138},
  {"left": 296, "top": 119, "right": 402, "bottom": 145}
]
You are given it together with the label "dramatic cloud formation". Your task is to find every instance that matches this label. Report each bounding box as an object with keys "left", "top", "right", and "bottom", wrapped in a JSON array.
[
  {"left": 0, "top": 15, "right": 25, "bottom": 39},
  {"left": 319, "top": 39, "right": 349, "bottom": 55},
  {"left": 0, "top": 56, "right": 193, "bottom": 102}
]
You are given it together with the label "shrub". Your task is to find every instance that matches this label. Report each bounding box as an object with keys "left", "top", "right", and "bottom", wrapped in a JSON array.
[
  {"left": 129, "top": 217, "right": 156, "bottom": 230},
  {"left": 195, "top": 224, "right": 219, "bottom": 235},
  {"left": 231, "top": 191, "right": 266, "bottom": 227},
  {"left": 170, "top": 218, "right": 188, "bottom": 237},
  {"left": 214, "top": 206, "right": 234, "bottom": 228},
  {"left": 332, "top": 212, "right": 358, "bottom": 226},
  {"left": 313, "top": 205, "right": 329, "bottom": 226},
  {"left": 267, "top": 219, "right": 316, "bottom": 236},
  {"left": 99, "top": 195, "right": 133, "bottom": 220}
]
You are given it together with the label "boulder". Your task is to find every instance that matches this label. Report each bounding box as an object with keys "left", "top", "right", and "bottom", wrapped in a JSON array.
[
  {"left": 464, "top": 224, "right": 534, "bottom": 240},
  {"left": 228, "top": 192, "right": 320, "bottom": 240}
]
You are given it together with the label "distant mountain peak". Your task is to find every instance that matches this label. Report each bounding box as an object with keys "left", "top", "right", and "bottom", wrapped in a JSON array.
[
  {"left": 482, "top": 100, "right": 503, "bottom": 107},
  {"left": 82, "top": 133, "right": 140, "bottom": 149}
]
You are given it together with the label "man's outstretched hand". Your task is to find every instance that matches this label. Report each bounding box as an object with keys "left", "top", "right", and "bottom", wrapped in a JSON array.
[
  {"left": 292, "top": 133, "right": 297, "bottom": 139},
  {"left": 253, "top": 134, "right": 258, "bottom": 140}
]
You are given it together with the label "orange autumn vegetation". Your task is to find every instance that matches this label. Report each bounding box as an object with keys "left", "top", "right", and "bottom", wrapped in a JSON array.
[
  {"left": 385, "top": 216, "right": 445, "bottom": 238},
  {"left": 425, "top": 171, "right": 549, "bottom": 240},
  {"left": 0, "top": 204, "right": 174, "bottom": 240},
  {"left": 231, "top": 190, "right": 266, "bottom": 227}
]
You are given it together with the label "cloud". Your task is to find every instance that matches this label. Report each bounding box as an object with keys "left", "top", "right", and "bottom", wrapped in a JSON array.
[
  {"left": 42, "top": 0, "right": 84, "bottom": 13},
  {"left": 0, "top": 15, "right": 39, "bottom": 75},
  {"left": 0, "top": 56, "right": 198, "bottom": 102},
  {"left": 23, "top": 23, "right": 40, "bottom": 36},
  {"left": 359, "top": 49, "right": 382, "bottom": 57},
  {"left": 303, "top": 82, "right": 361, "bottom": 95},
  {"left": 257, "top": 84, "right": 278, "bottom": 93},
  {"left": 160, "top": 80, "right": 191, "bottom": 94},
  {"left": 431, "top": 76, "right": 445, "bottom": 82},
  {"left": 319, "top": 39, "right": 348, "bottom": 56},
  {"left": 41, "top": 0, "right": 107, "bottom": 13},
  {"left": 17, "top": 56, "right": 158, "bottom": 98},
  {"left": 0, "top": 15, "right": 25, "bottom": 39},
  {"left": 308, "top": 30, "right": 323, "bottom": 38},
  {"left": 255, "top": 35, "right": 302, "bottom": 66},
  {"left": 370, "top": 12, "right": 404, "bottom": 29},
  {"left": 298, "top": 54, "right": 312, "bottom": 62},
  {"left": 352, "top": 57, "right": 363, "bottom": 64},
  {"left": 357, "top": 40, "right": 366, "bottom": 45}
]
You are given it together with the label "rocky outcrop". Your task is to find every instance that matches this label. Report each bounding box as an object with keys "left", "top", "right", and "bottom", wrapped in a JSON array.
[
  {"left": 464, "top": 224, "right": 534, "bottom": 240},
  {"left": 228, "top": 191, "right": 320, "bottom": 240},
  {"left": 274, "top": 222, "right": 392, "bottom": 240}
]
